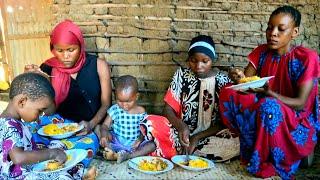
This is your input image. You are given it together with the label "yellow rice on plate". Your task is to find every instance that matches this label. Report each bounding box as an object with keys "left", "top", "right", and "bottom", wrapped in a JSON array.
[
  {"left": 138, "top": 158, "right": 168, "bottom": 171},
  {"left": 43, "top": 124, "right": 78, "bottom": 135},
  {"left": 179, "top": 158, "right": 209, "bottom": 168},
  {"left": 44, "top": 155, "right": 72, "bottom": 171},
  {"left": 188, "top": 158, "right": 209, "bottom": 168},
  {"left": 239, "top": 76, "right": 260, "bottom": 83}
]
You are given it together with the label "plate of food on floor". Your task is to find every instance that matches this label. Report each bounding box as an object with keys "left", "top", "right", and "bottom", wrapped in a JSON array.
[
  {"left": 128, "top": 156, "right": 174, "bottom": 175},
  {"left": 32, "top": 149, "right": 87, "bottom": 173},
  {"left": 37, "top": 123, "right": 84, "bottom": 139},
  {"left": 227, "top": 76, "right": 274, "bottom": 91},
  {"left": 171, "top": 155, "right": 215, "bottom": 171}
]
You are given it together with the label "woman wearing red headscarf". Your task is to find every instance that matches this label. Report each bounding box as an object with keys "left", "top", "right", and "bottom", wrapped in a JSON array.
[{"left": 24, "top": 20, "right": 111, "bottom": 172}]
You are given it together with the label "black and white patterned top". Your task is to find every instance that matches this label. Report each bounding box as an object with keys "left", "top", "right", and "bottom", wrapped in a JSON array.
[{"left": 165, "top": 67, "right": 231, "bottom": 134}]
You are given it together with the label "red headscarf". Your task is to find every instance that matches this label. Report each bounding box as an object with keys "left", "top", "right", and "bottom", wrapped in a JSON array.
[{"left": 44, "top": 20, "right": 86, "bottom": 107}]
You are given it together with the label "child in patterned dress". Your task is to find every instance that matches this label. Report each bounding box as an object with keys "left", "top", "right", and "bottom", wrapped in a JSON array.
[
  {"left": 0, "top": 72, "right": 97, "bottom": 179},
  {"left": 0, "top": 72, "right": 73, "bottom": 179},
  {"left": 98, "top": 75, "right": 155, "bottom": 163}
]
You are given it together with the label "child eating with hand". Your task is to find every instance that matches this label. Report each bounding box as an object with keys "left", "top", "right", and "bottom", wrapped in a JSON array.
[{"left": 0, "top": 72, "right": 96, "bottom": 179}]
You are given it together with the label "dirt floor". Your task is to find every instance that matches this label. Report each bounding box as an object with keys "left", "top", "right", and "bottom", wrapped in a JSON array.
[{"left": 296, "top": 140, "right": 320, "bottom": 179}]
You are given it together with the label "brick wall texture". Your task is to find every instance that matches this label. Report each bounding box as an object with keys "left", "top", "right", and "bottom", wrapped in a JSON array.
[{"left": 52, "top": 0, "right": 319, "bottom": 113}]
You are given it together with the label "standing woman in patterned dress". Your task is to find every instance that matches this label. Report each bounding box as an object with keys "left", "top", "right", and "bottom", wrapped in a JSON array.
[{"left": 220, "top": 5, "right": 319, "bottom": 179}]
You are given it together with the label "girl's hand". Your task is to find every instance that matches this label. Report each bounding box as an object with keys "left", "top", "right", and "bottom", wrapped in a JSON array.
[
  {"left": 77, "top": 121, "right": 93, "bottom": 136},
  {"left": 188, "top": 135, "right": 199, "bottom": 154},
  {"left": 178, "top": 123, "right": 190, "bottom": 147},
  {"left": 50, "top": 148, "right": 67, "bottom": 164}
]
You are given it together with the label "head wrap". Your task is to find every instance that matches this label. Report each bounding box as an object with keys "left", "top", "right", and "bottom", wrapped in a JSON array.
[
  {"left": 44, "top": 20, "right": 86, "bottom": 107},
  {"left": 188, "top": 35, "right": 217, "bottom": 61}
]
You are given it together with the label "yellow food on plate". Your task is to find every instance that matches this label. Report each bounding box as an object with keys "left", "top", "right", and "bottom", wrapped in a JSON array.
[
  {"left": 62, "top": 124, "right": 78, "bottom": 132},
  {"left": 43, "top": 124, "right": 63, "bottom": 135},
  {"left": 180, "top": 158, "right": 209, "bottom": 168},
  {"left": 138, "top": 158, "right": 168, "bottom": 171},
  {"left": 43, "top": 124, "right": 78, "bottom": 135},
  {"left": 44, "top": 155, "right": 71, "bottom": 171},
  {"left": 188, "top": 158, "right": 209, "bottom": 168},
  {"left": 46, "top": 161, "right": 64, "bottom": 171},
  {"left": 239, "top": 76, "right": 260, "bottom": 83}
]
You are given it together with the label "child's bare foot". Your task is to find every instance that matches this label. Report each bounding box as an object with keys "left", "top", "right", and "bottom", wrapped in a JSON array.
[
  {"left": 102, "top": 148, "right": 118, "bottom": 161},
  {"left": 117, "top": 150, "right": 130, "bottom": 163},
  {"left": 83, "top": 166, "right": 97, "bottom": 180}
]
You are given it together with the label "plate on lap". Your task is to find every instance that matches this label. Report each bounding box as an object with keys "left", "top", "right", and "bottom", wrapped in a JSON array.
[
  {"left": 227, "top": 76, "right": 274, "bottom": 91},
  {"left": 171, "top": 155, "right": 214, "bottom": 171},
  {"left": 128, "top": 156, "right": 174, "bottom": 175},
  {"left": 32, "top": 149, "right": 87, "bottom": 173},
  {"left": 37, "top": 123, "right": 84, "bottom": 139}
]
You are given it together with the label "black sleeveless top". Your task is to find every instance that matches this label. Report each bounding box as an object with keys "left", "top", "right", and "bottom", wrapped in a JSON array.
[{"left": 40, "top": 54, "right": 101, "bottom": 122}]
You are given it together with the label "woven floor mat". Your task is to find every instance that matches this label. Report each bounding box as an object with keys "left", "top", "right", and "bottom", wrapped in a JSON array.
[{"left": 90, "top": 158, "right": 280, "bottom": 180}]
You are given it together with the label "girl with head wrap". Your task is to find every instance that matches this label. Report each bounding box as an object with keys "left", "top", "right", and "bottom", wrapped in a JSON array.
[{"left": 24, "top": 20, "right": 111, "bottom": 174}]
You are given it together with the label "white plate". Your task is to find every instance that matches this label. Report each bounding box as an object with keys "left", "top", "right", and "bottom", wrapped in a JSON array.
[
  {"left": 37, "top": 123, "right": 84, "bottom": 139},
  {"left": 171, "top": 155, "right": 214, "bottom": 171},
  {"left": 32, "top": 149, "right": 87, "bottom": 173},
  {"left": 227, "top": 76, "right": 274, "bottom": 91},
  {"left": 128, "top": 156, "right": 174, "bottom": 175}
]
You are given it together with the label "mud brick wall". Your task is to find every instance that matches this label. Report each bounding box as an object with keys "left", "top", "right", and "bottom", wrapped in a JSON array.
[{"left": 52, "top": 0, "right": 319, "bottom": 113}]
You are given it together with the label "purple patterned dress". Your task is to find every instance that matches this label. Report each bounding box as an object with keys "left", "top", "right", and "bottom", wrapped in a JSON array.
[{"left": 0, "top": 117, "right": 72, "bottom": 180}]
